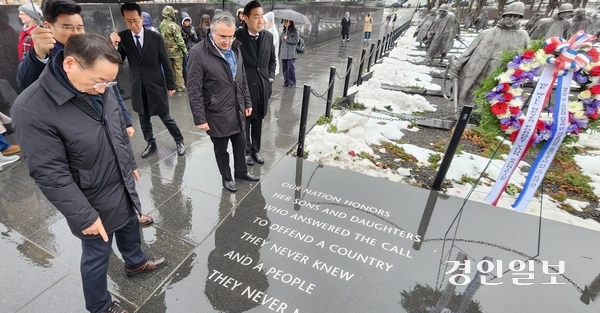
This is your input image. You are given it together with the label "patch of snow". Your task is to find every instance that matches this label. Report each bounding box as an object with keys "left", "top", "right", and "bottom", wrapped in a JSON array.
[
  {"left": 564, "top": 199, "right": 590, "bottom": 211},
  {"left": 574, "top": 151, "right": 600, "bottom": 199},
  {"left": 372, "top": 60, "right": 441, "bottom": 90},
  {"left": 355, "top": 79, "right": 437, "bottom": 114},
  {"left": 574, "top": 131, "right": 600, "bottom": 150}
]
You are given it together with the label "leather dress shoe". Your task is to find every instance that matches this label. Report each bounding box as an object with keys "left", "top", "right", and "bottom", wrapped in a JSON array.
[
  {"left": 125, "top": 256, "right": 166, "bottom": 278},
  {"left": 101, "top": 301, "right": 128, "bottom": 313},
  {"left": 251, "top": 152, "right": 264, "bottom": 164},
  {"left": 245, "top": 155, "right": 254, "bottom": 166},
  {"left": 176, "top": 142, "right": 186, "bottom": 156},
  {"left": 236, "top": 172, "right": 260, "bottom": 182},
  {"left": 138, "top": 214, "right": 153, "bottom": 226},
  {"left": 223, "top": 179, "right": 237, "bottom": 192},
  {"left": 141, "top": 143, "right": 157, "bottom": 158}
]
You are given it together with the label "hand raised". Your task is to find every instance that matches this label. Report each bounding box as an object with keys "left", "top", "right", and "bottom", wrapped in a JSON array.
[{"left": 31, "top": 27, "right": 56, "bottom": 59}]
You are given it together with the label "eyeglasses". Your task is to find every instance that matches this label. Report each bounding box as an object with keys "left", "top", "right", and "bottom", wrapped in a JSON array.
[
  {"left": 73, "top": 58, "right": 117, "bottom": 90},
  {"left": 125, "top": 19, "right": 141, "bottom": 25},
  {"left": 93, "top": 81, "right": 118, "bottom": 89},
  {"left": 215, "top": 33, "right": 236, "bottom": 43}
]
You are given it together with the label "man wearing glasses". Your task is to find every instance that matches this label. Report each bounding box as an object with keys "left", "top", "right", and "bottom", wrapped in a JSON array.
[
  {"left": 110, "top": 3, "right": 186, "bottom": 159},
  {"left": 12, "top": 33, "right": 165, "bottom": 313},
  {"left": 15, "top": 0, "right": 154, "bottom": 227},
  {"left": 188, "top": 11, "right": 259, "bottom": 193}
]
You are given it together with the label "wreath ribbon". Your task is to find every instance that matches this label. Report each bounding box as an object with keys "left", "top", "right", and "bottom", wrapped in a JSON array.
[{"left": 485, "top": 31, "right": 596, "bottom": 211}]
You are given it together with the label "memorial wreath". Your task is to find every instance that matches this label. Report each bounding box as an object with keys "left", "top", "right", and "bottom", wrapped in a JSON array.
[{"left": 474, "top": 31, "right": 600, "bottom": 211}]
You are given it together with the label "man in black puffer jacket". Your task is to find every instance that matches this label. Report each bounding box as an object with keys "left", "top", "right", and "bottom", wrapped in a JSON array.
[{"left": 11, "top": 34, "right": 165, "bottom": 313}]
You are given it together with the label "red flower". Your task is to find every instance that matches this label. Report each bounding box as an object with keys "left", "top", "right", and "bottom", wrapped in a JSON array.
[
  {"left": 589, "top": 110, "right": 599, "bottom": 120},
  {"left": 544, "top": 42, "right": 558, "bottom": 54},
  {"left": 491, "top": 102, "right": 508, "bottom": 115},
  {"left": 589, "top": 85, "right": 600, "bottom": 95},
  {"left": 509, "top": 131, "right": 519, "bottom": 142},
  {"left": 513, "top": 69, "right": 524, "bottom": 77},
  {"left": 500, "top": 83, "right": 510, "bottom": 92},
  {"left": 509, "top": 106, "right": 521, "bottom": 115},
  {"left": 590, "top": 66, "right": 600, "bottom": 77},
  {"left": 348, "top": 150, "right": 356, "bottom": 157},
  {"left": 500, "top": 124, "right": 509, "bottom": 131},
  {"left": 589, "top": 48, "right": 600, "bottom": 62},
  {"left": 536, "top": 120, "right": 546, "bottom": 131},
  {"left": 503, "top": 93, "right": 514, "bottom": 102},
  {"left": 522, "top": 50, "right": 536, "bottom": 59}
]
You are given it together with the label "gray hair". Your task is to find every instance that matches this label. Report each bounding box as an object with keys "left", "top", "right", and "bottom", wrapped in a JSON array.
[{"left": 210, "top": 11, "right": 236, "bottom": 31}]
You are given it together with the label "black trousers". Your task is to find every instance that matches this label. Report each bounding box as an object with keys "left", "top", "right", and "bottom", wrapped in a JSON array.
[
  {"left": 210, "top": 132, "right": 247, "bottom": 181},
  {"left": 81, "top": 214, "right": 147, "bottom": 313},
  {"left": 139, "top": 87, "right": 184, "bottom": 145},
  {"left": 245, "top": 117, "right": 263, "bottom": 154}
]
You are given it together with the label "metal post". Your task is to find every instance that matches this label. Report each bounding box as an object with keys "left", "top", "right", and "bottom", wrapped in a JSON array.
[
  {"left": 431, "top": 105, "right": 473, "bottom": 190},
  {"left": 343, "top": 56, "right": 353, "bottom": 97},
  {"left": 297, "top": 85, "right": 312, "bottom": 158},
  {"left": 357, "top": 49, "right": 367, "bottom": 86},
  {"left": 375, "top": 39, "right": 382, "bottom": 62},
  {"left": 325, "top": 67, "right": 336, "bottom": 117},
  {"left": 367, "top": 43, "right": 375, "bottom": 73}
]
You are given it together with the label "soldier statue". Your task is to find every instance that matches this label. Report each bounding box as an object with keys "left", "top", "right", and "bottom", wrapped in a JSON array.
[
  {"left": 569, "top": 9, "right": 595, "bottom": 37},
  {"left": 416, "top": 8, "right": 437, "bottom": 47},
  {"left": 449, "top": 2, "right": 530, "bottom": 106},
  {"left": 425, "top": 4, "right": 459, "bottom": 64},
  {"left": 525, "top": 12, "right": 541, "bottom": 30},
  {"left": 529, "top": 3, "right": 574, "bottom": 40}
]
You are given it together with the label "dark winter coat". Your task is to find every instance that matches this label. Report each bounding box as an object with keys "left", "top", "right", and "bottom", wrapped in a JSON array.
[
  {"left": 187, "top": 37, "right": 252, "bottom": 138},
  {"left": 11, "top": 51, "right": 140, "bottom": 240},
  {"left": 280, "top": 27, "right": 299, "bottom": 60},
  {"left": 235, "top": 26, "right": 276, "bottom": 119},
  {"left": 181, "top": 12, "right": 199, "bottom": 51},
  {"left": 117, "top": 28, "right": 176, "bottom": 116},
  {"left": 16, "top": 42, "right": 133, "bottom": 127},
  {"left": 341, "top": 17, "right": 351, "bottom": 35}
]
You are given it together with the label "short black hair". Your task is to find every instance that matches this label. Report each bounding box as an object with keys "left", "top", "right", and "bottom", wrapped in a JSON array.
[
  {"left": 65, "top": 34, "right": 122, "bottom": 68},
  {"left": 121, "top": 3, "right": 142, "bottom": 17},
  {"left": 43, "top": 0, "right": 82, "bottom": 24},
  {"left": 243, "top": 0, "right": 262, "bottom": 17}
]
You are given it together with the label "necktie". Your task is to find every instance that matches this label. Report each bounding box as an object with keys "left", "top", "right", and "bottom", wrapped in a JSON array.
[
  {"left": 134, "top": 35, "right": 142, "bottom": 56},
  {"left": 251, "top": 34, "right": 258, "bottom": 41}
]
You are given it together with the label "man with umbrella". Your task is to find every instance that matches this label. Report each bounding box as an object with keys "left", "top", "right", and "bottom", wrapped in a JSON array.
[{"left": 235, "top": 0, "right": 276, "bottom": 167}]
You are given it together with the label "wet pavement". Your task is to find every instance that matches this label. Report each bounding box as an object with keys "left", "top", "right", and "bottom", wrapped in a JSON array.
[{"left": 0, "top": 9, "right": 415, "bottom": 313}]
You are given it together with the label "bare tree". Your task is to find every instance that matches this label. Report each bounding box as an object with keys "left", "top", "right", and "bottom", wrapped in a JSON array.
[
  {"left": 544, "top": 0, "right": 560, "bottom": 17},
  {"left": 582, "top": 0, "right": 589, "bottom": 8},
  {"left": 474, "top": 0, "right": 487, "bottom": 18},
  {"left": 497, "top": 0, "right": 508, "bottom": 15}
]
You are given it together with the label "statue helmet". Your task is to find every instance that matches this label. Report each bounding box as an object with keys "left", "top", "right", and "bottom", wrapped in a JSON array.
[
  {"left": 557, "top": 3, "right": 574, "bottom": 14},
  {"left": 430, "top": 7, "right": 438, "bottom": 12},
  {"left": 502, "top": 1, "right": 525, "bottom": 17},
  {"left": 438, "top": 4, "right": 449, "bottom": 12},
  {"left": 574, "top": 8, "right": 586, "bottom": 17}
]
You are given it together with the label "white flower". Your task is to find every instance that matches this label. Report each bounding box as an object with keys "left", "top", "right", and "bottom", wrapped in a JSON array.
[
  {"left": 509, "top": 88, "right": 523, "bottom": 96},
  {"left": 497, "top": 72, "right": 513, "bottom": 83},
  {"left": 520, "top": 62, "right": 534, "bottom": 71},
  {"left": 585, "top": 63, "right": 594, "bottom": 73},
  {"left": 510, "top": 97, "right": 524, "bottom": 108},
  {"left": 568, "top": 101, "right": 584, "bottom": 114},
  {"left": 590, "top": 76, "right": 600, "bottom": 84},
  {"left": 534, "top": 50, "right": 550, "bottom": 65},
  {"left": 497, "top": 112, "right": 512, "bottom": 119},
  {"left": 574, "top": 110, "right": 586, "bottom": 118}
]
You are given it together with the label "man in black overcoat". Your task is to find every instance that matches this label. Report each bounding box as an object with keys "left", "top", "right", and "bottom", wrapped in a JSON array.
[
  {"left": 235, "top": 0, "right": 277, "bottom": 166},
  {"left": 110, "top": 3, "right": 186, "bottom": 158}
]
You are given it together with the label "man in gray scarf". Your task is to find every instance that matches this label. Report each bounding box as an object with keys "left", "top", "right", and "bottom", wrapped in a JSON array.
[{"left": 449, "top": 2, "right": 529, "bottom": 107}]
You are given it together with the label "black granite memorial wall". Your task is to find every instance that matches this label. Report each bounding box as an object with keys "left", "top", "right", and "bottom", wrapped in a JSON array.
[
  {"left": 0, "top": 2, "right": 383, "bottom": 106},
  {"left": 136, "top": 156, "right": 600, "bottom": 312}
]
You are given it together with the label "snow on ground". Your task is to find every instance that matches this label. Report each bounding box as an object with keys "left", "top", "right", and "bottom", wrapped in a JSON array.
[
  {"left": 305, "top": 107, "right": 600, "bottom": 231},
  {"left": 304, "top": 17, "right": 600, "bottom": 232},
  {"left": 354, "top": 78, "right": 437, "bottom": 114},
  {"left": 372, "top": 58, "right": 441, "bottom": 90}
]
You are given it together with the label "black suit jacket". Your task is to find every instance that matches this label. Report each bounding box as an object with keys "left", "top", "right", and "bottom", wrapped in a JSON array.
[
  {"left": 118, "top": 28, "right": 176, "bottom": 116},
  {"left": 235, "top": 27, "right": 276, "bottom": 119}
]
